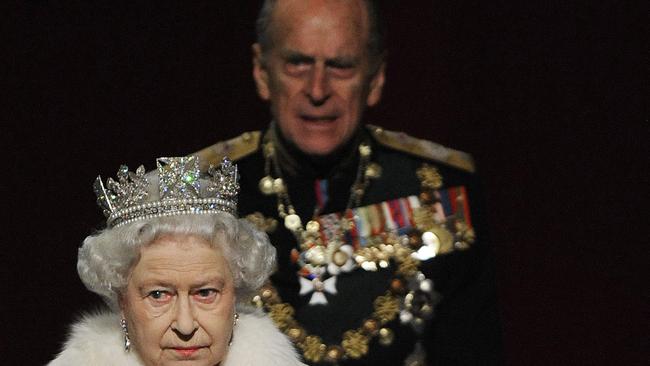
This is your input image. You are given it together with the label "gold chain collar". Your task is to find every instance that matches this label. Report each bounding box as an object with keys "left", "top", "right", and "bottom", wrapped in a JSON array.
[
  {"left": 252, "top": 241, "right": 437, "bottom": 364},
  {"left": 249, "top": 160, "right": 470, "bottom": 363},
  {"left": 257, "top": 135, "right": 382, "bottom": 288},
  {"left": 249, "top": 130, "right": 475, "bottom": 363},
  {"left": 258, "top": 138, "right": 376, "bottom": 231}
]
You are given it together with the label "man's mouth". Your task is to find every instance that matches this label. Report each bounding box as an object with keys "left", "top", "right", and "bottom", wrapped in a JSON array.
[{"left": 299, "top": 114, "right": 338, "bottom": 122}]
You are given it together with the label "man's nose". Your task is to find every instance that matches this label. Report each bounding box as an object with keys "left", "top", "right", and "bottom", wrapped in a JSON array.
[
  {"left": 305, "top": 64, "right": 331, "bottom": 106},
  {"left": 171, "top": 295, "right": 198, "bottom": 337}
]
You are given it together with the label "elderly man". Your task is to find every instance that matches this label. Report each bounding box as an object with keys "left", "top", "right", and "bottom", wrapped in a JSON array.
[{"left": 195, "top": 0, "right": 502, "bottom": 365}]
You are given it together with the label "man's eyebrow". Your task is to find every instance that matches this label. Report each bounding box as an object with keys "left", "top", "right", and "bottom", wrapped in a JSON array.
[
  {"left": 281, "top": 50, "right": 314, "bottom": 63},
  {"left": 325, "top": 56, "right": 359, "bottom": 67},
  {"left": 280, "top": 50, "right": 358, "bottom": 66}
]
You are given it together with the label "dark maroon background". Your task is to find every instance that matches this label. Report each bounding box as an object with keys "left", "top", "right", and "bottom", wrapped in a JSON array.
[{"left": 3, "top": 1, "right": 646, "bottom": 365}]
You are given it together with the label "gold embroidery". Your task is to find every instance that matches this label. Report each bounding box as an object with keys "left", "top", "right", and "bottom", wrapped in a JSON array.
[
  {"left": 245, "top": 212, "right": 278, "bottom": 233},
  {"left": 397, "top": 256, "right": 419, "bottom": 277},
  {"left": 367, "top": 125, "right": 476, "bottom": 173},
  {"left": 342, "top": 330, "right": 369, "bottom": 359},
  {"left": 301, "top": 335, "right": 326, "bottom": 363},
  {"left": 416, "top": 164, "right": 443, "bottom": 189},
  {"left": 373, "top": 293, "right": 400, "bottom": 323},
  {"left": 268, "top": 303, "right": 294, "bottom": 328}
]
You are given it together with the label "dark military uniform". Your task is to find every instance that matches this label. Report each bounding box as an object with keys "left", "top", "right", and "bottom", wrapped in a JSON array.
[{"left": 195, "top": 124, "right": 502, "bottom": 366}]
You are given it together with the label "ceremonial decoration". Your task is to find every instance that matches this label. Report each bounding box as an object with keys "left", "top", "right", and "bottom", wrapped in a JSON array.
[
  {"left": 259, "top": 136, "right": 378, "bottom": 304},
  {"left": 251, "top": 160, "right": 477, "bottom": 363},
  {"left": 254, "top": 245, "right": 444, "bottom": 363},
  {"left": 94, "top": 156, "right": 239, "bottom": 227}
]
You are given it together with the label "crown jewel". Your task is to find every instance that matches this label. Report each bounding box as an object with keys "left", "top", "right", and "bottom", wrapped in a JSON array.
[{"left": 94, "top": 156, "right": 239, "bottom": 228}]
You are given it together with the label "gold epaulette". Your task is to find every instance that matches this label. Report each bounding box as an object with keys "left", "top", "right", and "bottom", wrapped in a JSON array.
[
  {"left": 367, "top": 124, "right": 476, "bottom": 173},
  {"left": 192, "top": 131, "right": 262, "bottom": 171}
]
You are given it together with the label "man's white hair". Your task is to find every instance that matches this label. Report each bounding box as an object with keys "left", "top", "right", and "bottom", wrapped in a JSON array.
[{"left": 77, "top": 213, "right": 276, "bottom": 311}]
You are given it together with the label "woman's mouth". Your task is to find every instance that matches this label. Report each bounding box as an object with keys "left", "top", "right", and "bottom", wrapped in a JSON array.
[{"left": 172, "top": 347, "right": 202, "bottom": 357}]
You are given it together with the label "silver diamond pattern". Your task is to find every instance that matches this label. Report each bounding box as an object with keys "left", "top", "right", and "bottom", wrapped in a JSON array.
[
  {"left": 94, "top": 156, "right": 239, "bottom": 227},
  {"left": 207, "top": 157, "right": 240, "bottom": 200},
  {"left": 157, "top": 156, "right": 201, "bottom": 200}
]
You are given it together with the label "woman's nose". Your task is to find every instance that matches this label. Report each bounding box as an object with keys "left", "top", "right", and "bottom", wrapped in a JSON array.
[{"left": 171, "top": 295, "right": 198, "bottom": 336}]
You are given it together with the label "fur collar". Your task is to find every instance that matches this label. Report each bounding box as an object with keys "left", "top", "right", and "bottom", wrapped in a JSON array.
[{"left": 48, "top": 309, "right": 304, "bottom": 366}]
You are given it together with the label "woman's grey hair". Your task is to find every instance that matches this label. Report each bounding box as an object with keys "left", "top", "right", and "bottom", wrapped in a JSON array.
[{"left": 77, "top": 213, "right": 276, "bottom": 311}]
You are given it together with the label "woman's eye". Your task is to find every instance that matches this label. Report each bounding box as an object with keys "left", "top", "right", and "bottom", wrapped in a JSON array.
[
  {"left": 194, "top": 289, "right": 219, "bottom": 302},
  {"left": 147, "top": 290, "right": 171, "bottom": 302}
]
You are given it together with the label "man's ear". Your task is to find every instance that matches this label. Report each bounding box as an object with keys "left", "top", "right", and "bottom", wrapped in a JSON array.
[
  {"left": 366, "top": 62, "right": 386, "bottom": 107},
  {"left": 252, "top": 43, "right": 271, "bottom": 101}
]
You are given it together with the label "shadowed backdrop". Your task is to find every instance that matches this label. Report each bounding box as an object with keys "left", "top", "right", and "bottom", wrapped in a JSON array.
[{"left": 3, "top": 1, "right": 645, "bottom": 365}]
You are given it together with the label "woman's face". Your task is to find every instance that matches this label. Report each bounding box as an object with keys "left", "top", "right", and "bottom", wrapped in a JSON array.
[{"left": 121, "top": 234, "right": 235, "bottom": 366}]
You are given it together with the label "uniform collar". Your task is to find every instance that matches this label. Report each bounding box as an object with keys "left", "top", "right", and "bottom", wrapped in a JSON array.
[{"left": 267, "top": 121, "right": 367, "bottom": 180}]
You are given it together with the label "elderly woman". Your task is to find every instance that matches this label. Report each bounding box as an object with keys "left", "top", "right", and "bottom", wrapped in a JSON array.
[{"left": 49, "top": 156, "right": 304, "bottom": 366}]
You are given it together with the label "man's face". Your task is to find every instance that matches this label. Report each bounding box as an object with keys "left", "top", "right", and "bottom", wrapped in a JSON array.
[{"left": 253, "top": 0, "right": 385, "bottom": 155}]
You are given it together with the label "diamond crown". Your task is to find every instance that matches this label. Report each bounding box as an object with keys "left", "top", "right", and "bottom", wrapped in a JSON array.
[{"left": 94, "top": 156, "right": 239, "bottom": 228}]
